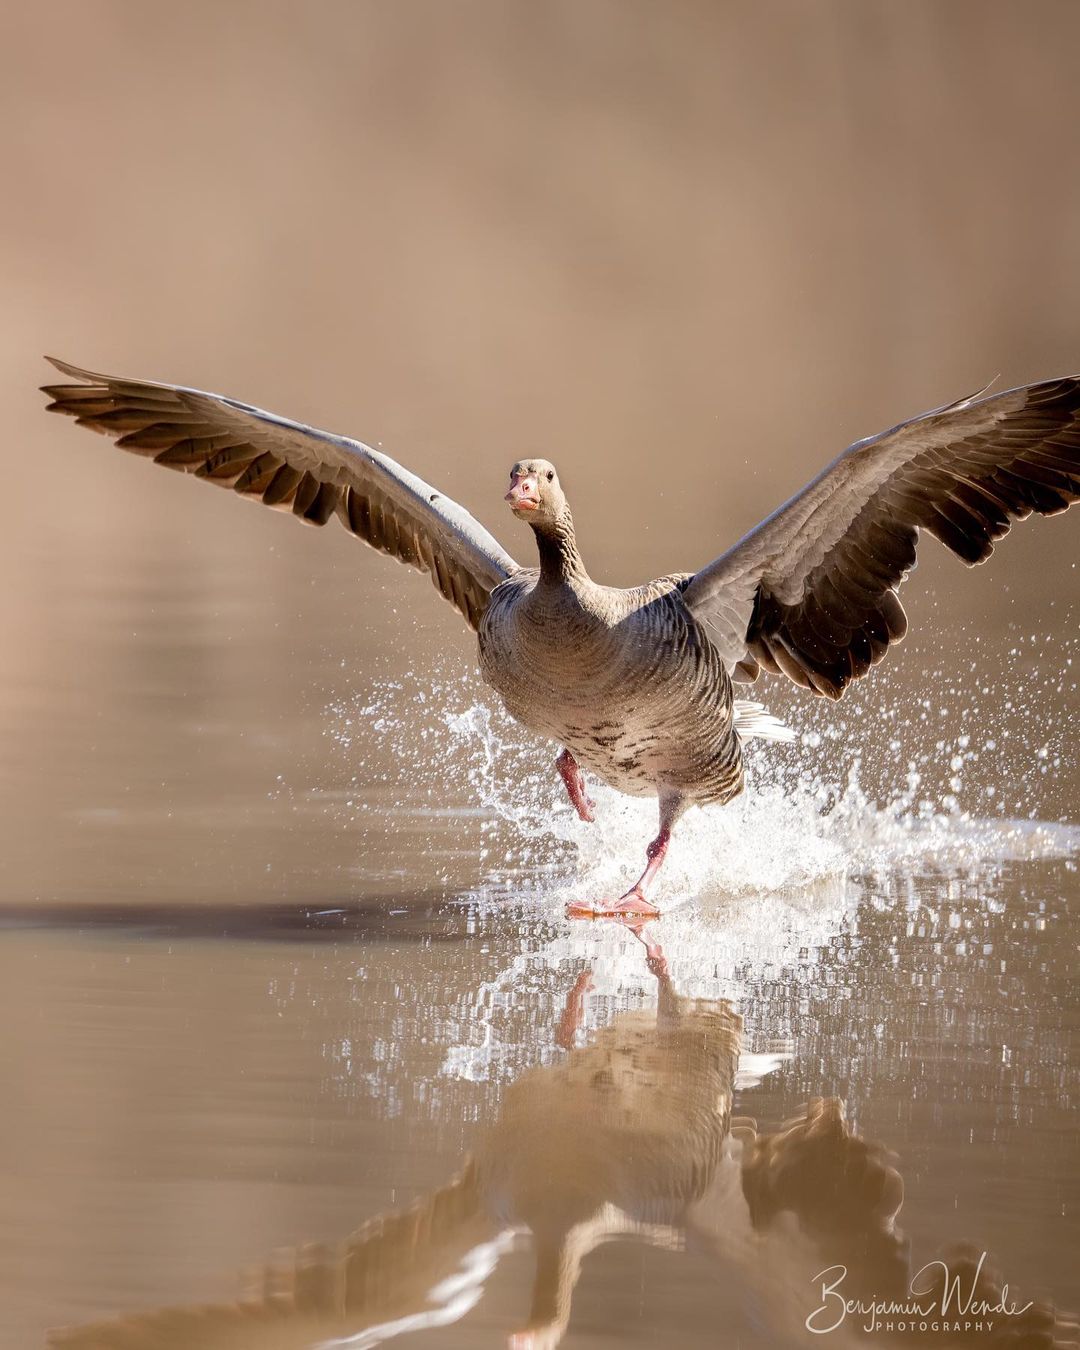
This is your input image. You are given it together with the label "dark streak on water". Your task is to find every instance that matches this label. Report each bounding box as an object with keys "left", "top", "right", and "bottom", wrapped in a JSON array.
[{"left": 0, "top": 899, "right": 470, "bottom": 942}]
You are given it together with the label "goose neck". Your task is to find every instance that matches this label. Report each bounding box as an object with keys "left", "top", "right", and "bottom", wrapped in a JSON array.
[{"left": 532, "top": 509, "right": 588, "bottom": 585}]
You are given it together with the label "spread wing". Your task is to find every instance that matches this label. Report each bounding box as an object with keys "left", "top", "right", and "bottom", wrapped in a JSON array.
[
  {"left": 682, "top": 377, "right": 1080, "bottom": 697},
  {"left": 42, "top": 358, "right": 521, "bottom": 630}
]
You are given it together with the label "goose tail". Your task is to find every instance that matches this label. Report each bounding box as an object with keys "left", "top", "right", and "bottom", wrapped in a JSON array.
[{"left": 733, "top": 700, "right": 797, "bottom": 744}]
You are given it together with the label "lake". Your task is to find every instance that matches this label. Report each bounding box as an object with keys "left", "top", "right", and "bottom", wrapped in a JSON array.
[{"left": 2, "top": 553, "right": 1076, "bottom": 1347}]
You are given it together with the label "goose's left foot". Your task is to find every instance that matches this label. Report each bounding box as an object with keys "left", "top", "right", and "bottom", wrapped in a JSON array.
[
  {"left": 566, "top": 889, "right": 661, "bottom": 921},
  {"left": 565, "top": 828, "right": 670, "bottom": 921}
]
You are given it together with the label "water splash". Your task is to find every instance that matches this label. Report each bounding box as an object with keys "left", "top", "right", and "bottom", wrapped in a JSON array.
[
  {"left": 321, "top": 633, "right": 1079, "bottom": 912},
  {"left": 312, "top": 634, "right": 1078, "bottom": 1102}
]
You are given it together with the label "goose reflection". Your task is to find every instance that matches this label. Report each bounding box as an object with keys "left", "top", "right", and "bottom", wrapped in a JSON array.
[
  {"left": 49, "top": 939, "right": 1075, "bottom": 1350},
  {"left": 48, "top": 934, "right": 738, "bottom": 1350},
  {"left": 486, "top": 933, "right": 742, "bottom": 1347}
]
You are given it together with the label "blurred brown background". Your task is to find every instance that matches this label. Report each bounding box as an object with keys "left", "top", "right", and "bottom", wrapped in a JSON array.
[
  {"left": 1, "top": 0, "right": 1078, "bottom": 904},
  {"left": 2, "top": 7, "right": 1080, "bottom": 1346}
]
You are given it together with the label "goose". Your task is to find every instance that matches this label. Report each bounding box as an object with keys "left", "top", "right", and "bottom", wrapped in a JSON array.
[{"left": 42, "top": 359, "right": 1080, "bottom": 917}]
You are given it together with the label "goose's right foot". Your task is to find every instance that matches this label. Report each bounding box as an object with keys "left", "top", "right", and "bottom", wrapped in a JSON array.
[{"left": 555, "top": 748, "right": 595, "bottom": 823}]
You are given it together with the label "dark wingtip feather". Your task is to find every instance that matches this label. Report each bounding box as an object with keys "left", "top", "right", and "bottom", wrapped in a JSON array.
[{"left": 808, "top": 671, "right": 845, "bottom": 700}]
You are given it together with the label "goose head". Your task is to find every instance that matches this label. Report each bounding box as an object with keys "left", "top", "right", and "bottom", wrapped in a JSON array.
[{"left": 505, "top": 459, "right": 568, "bottom": 527}]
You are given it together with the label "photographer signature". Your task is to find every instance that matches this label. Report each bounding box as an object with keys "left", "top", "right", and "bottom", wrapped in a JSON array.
[{"left": 807, "top": 1251, "right": 1034, "bottom": 1335}]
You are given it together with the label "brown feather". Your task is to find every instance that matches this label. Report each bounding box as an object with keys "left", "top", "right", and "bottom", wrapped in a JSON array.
[
  {"left": 41, "top": 358, "right": 518, "bottom": 632},
  {"left": 685, "top": 374, "right": 1078, "bottom": 697}
]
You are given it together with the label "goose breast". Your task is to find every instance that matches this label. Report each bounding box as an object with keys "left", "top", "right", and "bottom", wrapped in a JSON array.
[{"left": 478, "top": 572, "right": 745, "bottom": 804}]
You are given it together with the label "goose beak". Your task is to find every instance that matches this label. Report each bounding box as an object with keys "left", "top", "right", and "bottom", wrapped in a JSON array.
[{"left": 505, "top": 474, "right": 540, "bottom": 511}]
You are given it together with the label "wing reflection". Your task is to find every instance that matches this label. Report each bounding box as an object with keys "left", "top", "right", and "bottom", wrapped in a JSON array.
[
  {"left": 730, "top": 1097, "right": 1077, "bottom": 1347},
  {"left": 48, "top": 937, "right": 1076, "bottom": 1350}
]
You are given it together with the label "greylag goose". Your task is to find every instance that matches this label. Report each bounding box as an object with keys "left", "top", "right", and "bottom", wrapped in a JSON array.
[{"left": 42, "top": 359, "right": 1080, "bottom": 917}]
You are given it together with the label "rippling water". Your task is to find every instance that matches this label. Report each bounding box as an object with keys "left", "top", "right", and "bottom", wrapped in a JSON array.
[
  {"left": 7, "top": 855, "right": 1078, "bottom": 1348},
  {"left": 3, "top": 600, "right": 1077, "bottom": 1348}
]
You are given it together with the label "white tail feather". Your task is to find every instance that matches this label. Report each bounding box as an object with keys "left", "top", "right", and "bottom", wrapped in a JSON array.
[{"left": 733, "top": 700, "right": 796, "bottom": 744}]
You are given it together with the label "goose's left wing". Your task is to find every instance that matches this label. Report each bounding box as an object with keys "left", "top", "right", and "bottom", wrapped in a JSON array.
[
  {"left": 681, "top": 378, "right": 1080, "bottom": 697},
  {"left": 42, "top": 359, "right": 521, "bottom": 630}
]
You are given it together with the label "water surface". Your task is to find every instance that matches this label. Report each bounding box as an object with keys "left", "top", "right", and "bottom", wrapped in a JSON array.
[{"left": 2, "top": 573, "right": 1077, "bottom": 1346}]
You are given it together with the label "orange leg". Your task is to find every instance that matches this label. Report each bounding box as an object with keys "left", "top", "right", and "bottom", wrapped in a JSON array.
[
  {"left": 554, "top": 969, "right": 594, "bottom": 1050},
  {"left": 566, "top": 789, "right": 686, "bottom": 921},
  {"left": 556, "top": 748, "right": 595, "bottom": 823},
  {"left": 566, "top": 830, "right": 669, "bottom": 919}
]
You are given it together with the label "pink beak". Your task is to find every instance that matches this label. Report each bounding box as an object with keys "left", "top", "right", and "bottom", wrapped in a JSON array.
[{"left": 505, "top": 473, "right": 540, "bottom": 511}]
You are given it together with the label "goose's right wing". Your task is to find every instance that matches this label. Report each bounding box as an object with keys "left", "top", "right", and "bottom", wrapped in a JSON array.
[{"left": 42, "top": 358, "right": 521, "bottom": 630}]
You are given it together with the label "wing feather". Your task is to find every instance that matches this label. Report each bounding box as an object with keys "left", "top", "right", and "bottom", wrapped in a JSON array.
[
  {"left": 42, "top": 359, "right": 520, "bottom": 630},
  {"left": 683, "top": 377, "right": 1080, "bottom": 697}
]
